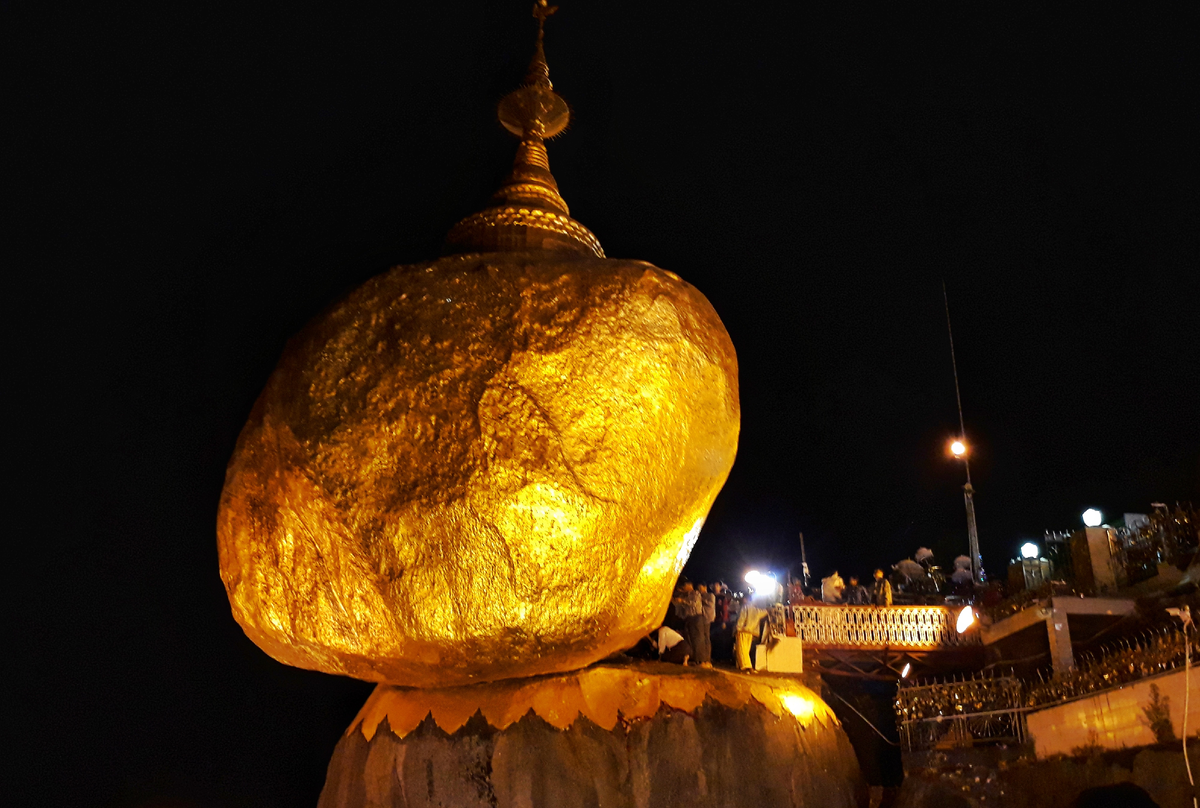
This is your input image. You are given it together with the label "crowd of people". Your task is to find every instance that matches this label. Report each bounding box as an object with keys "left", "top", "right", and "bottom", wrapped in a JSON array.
[
  {"left": 640, "top": 580, "right": 747, "bottom": 668},
  {"left": 640, "top": 577, "right": 820, "bottom": 672},
  {"left": 813, "top": 569, "right": 894, "bottom": 606},
  {"left": 818, "top": 548, "right": 978, "bottom": 607},
  {"left": 637, "top": 549, "right": 978, "bottom": 670}
]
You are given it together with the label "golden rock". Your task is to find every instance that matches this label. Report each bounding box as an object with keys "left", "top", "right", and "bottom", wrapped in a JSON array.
[
  {"left": 217, "top": 252, "right": 739, "bottom": 687},
  {"left": 217, "top": 2, "right": 739, "bottom": 688}
]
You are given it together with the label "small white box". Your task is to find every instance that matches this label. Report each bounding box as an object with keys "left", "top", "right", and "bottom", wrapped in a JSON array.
[{"left": 756, "top": 635, "right": 804, "bottom": 673}]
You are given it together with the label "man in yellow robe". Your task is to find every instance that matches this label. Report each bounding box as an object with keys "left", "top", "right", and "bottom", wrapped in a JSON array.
[{"left": 735, "top": 602, "right": 768, "bottom": 670}]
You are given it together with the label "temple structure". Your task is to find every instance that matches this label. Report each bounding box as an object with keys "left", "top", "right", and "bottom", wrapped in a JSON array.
[
  {"left": 216, "top": 0, "right": 740, "bottom": 690},
  {"left": 216, "top": 4, "right": 865, "bottom": 806}
]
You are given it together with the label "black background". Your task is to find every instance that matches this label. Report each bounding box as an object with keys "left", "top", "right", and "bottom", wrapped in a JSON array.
[{"left": 9, "top": 2, "right": 1198, "bottom": 805}]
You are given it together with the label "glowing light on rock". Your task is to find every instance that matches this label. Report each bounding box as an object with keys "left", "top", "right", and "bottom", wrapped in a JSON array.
[
  {"left": 782, "top": 693, "right": 815, "bottom": 721},
  {"left": 1082, "top": 508, "right": 1102, "bottom": 527},
  {"left": 674, "top": 517, "right": 706, "bottom": 572}
]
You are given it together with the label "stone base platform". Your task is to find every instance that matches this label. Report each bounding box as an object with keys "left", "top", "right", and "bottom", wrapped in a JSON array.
[{"left": 319, "top": 661, "right": 865, "bottom": 807}]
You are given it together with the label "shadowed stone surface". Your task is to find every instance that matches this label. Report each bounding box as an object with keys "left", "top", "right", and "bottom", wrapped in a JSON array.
[
  {"left": 897, "top": 741, "right": 1200, "bottom": 808},
  {"left": 320, "top": 697, "right": 865, "bottom": 808}
]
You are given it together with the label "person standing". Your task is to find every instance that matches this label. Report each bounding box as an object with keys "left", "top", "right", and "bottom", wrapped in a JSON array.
[
  {"left": 725, "top": 591, "right": 742, "bottom": 661},
  {"left": 821, "top": 571, "right": 845, "bottom": 603},
  {"left": 674, "top": 581, "right": 709, "bottom": 666},
  {"left": 711, "top": 582, "right": 732, "bottom": 661},
  {"left": 698, "top": 583, "right": 716, "bottom": 668},
  {"left": 735, "top": 601, "right": 768, "bottom": 670},
  {"left": 870, "top": 568, "right": 893, "bottom": 607},
  {"left": 712, "top": 582, "right": 730, "bottom": 626},
  {"left": 843, "top": 575, "right": 869, "bottom": 605}
]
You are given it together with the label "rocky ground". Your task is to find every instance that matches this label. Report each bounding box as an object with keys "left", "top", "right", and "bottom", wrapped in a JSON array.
[{"left": 896, "top": 740, "right": 1199, "bottom": 808}]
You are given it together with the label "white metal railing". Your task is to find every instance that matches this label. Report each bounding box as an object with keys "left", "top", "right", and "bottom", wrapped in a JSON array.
[{"left": 788, "top": 604, "right": 979, "bottom": 649}]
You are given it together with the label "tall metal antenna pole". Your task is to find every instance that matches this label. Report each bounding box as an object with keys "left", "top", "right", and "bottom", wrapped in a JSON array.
[{"left": 943, "top": 281, "right": 983, "bottom": 584}]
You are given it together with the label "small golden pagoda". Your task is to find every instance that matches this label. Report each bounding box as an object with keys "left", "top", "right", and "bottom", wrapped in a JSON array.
[{"left": 217, "top": 1, "right": 740, "bottom": 688}]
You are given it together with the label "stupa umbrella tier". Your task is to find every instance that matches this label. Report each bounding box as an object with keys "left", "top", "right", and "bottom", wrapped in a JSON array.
[{"left": 217, "top": 253, "right": 739, "bottom": 687}]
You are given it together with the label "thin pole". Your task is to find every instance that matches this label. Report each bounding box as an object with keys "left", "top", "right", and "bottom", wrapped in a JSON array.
[
  {"left": 799, "top": 532, "right": 809, "bottom": 591},
  {"left": 943, "top": 281, "right": 983, "bottom": 584},
  {"left": 943, "top": 281, "right": 969, "bottom": 484}
]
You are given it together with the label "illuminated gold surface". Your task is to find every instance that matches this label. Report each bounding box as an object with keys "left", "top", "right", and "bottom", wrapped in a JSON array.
[
  {"left": 217, "top": 252, "right": 739, "bottom": 687},
  {"left": 348, "top": 663, "right": 835, "bottom": 740}
]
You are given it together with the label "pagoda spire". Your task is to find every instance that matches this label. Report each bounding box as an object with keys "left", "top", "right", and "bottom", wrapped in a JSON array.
[{"left": 445, "top": 1, "right": 603, "bottom": 257}]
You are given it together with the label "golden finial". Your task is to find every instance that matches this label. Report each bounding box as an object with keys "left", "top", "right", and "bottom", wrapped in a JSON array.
[
  {"left": 445, "top": 1, "right": 603, "bottom": 257},
  {"left": 525, "top": 0, "right": 556, "bottom": 88}
]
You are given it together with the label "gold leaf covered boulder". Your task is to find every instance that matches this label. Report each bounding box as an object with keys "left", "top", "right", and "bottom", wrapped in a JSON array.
[
  {"left": 218, "top": 254, "right": 738, "bottom": 687},
  {"left": 217, "top": 3, "right": 739, "bottom": 688}
]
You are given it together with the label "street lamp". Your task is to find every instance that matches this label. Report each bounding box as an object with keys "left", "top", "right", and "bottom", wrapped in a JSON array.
[
  {"left": 1020, "top": 542, "right": 1039, "bottom": 559},
  {"left": 942, "top": 282, "right": 984, "bottom": 586},
  {"left": 1082, "top": 508, "right": 1102, "bottom": 528},
  {"left": 948, "top": 437, "right": 982, "bottom": 584},
  {"left": 745, "top": 570, "right": 777, "bottom": 601}
]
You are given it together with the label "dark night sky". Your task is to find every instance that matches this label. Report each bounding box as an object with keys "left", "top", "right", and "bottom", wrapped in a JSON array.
[{"left": 9, "top": 2, "right": 1199, "bottom": 805}]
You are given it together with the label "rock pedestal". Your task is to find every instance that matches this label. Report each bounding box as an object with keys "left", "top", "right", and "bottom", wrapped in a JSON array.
[{"left": 319, "top": 662, "right": 864, "bottom": 808}]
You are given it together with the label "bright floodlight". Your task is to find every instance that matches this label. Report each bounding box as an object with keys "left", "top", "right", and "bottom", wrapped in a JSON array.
[
  {"left": 956, "top": 606, "right": 976, "bottom": 633},
  {"left": 901, "top": 663, "right": 911, "bottom": 678},
  {"left": 1020, "top": 542, "right": 1039, "bottom": 560},
  {"left": 1082, "top": 508, "right": 1102, "bottom": 527},
  {"left": 950, "top": 440, "right": 967, "bottom": 457},
  {"left": 744, "top": 570, "right": 761, "bottom": 588}
]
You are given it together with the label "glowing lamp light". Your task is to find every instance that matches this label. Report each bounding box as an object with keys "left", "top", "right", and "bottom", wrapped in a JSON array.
[
  {"left": 950, "top": 440, "right": 967, "bottom": 457},
  {"left": 956, "top": 606, "right": 976, "bottom": 634},
  {"left": 1020, "top": 542, "right": 1039, "bottom": 560},
  {"left": 782, "top": 693, "right": 815, "bottom": 721},
  {"left": 744, "top": 569, "right": 776, "bottom": 592},
  {"left": 1082, "top": 508, "right": 1102, "bottom": 528},
  {"left": 900, "top": 663, "right": 912, "bottom": 678}
]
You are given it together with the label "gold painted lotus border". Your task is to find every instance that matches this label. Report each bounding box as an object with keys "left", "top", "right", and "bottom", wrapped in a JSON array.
[{"left": 349, "top": 662, "right": 837, "bottom": 741}]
